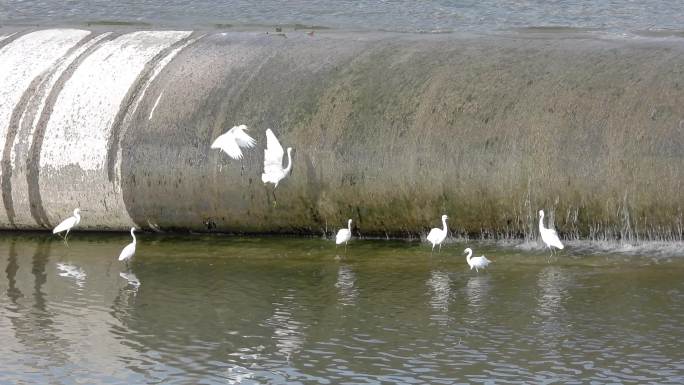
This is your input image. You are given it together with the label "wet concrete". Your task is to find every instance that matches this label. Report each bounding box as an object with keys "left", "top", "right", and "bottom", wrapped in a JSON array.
[{"left": 1, "top": 28, "right": 683, "bottom": 238}]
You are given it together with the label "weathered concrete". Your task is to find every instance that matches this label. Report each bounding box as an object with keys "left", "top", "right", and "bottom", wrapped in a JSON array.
[{"left": 1, "top": 28, "right": 683, "bottom": 239}]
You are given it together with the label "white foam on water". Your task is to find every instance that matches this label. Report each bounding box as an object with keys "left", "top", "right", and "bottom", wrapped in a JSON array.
[{"left": 38, "top": 30, "right": 191, "bottom": 228}]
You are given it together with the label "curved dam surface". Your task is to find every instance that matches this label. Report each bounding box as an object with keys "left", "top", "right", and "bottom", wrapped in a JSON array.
[{"left": 0, "top": 28, "right": 683, "bottom": 239}]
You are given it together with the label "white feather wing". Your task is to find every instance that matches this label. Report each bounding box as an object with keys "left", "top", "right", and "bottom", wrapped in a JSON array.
[
  {"left": 233, "top": 125, "right": 256, "bottom": 148},
  {"left": 263, "top": 128, "right": 285, "bottom": 174},
  {"left": 211, "top": 130, "right": 243, "bottom": 159},
  {"left": 53, "top": 216, "right": 76, "bottom": 234}
]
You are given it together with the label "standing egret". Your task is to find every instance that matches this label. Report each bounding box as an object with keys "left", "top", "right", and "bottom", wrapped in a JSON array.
[
  {"left": 464, "top": 248, "right": 492, "bottom": 272},
  {"left": 261, "top": 128, "right": 293, "bottom": 205},
  {"left": 53, "top": 208, "right": 81, "bottom": 242},
  {"left": 538, "top": 209, "right": 564, "bottom": 256},
  {"left": 427, "top": 214, "right": 448, "bottom": 253},
  {"left": 336, "top": 219, "right": 353, "bottom": 249},
  {"left": 211, "top": 124, "right": 256, "bottom": 174},
  {"left": 118, "top": 227, "right": 137, "bottom": 268}
]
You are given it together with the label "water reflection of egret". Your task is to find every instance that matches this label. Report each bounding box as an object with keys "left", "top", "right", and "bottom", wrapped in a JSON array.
[
  {"left": 335, "top": 264, "right": 358, "bottom": 306},
  {"left": 119, "top": 272, "right": 141, "bottom": 290},
  {"left": 426, "top": 271, "right": 451, "bottom": 312},
  {"left": 56, "top": 263, "right": 86, "bottom": 287},
  {"left": 263, "top": 290, "right": 304, "bottom": 361},
  {"left": 465, "top": 275, "right": 491, "bottom": 306}
]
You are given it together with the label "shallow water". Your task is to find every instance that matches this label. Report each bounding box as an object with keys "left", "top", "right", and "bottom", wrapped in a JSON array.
[
  {"left": 3, "top": 0, "right": 684, "bottom": 34},
  {"left": 0, "top": 233, "right": 682, "bottom": 384}
]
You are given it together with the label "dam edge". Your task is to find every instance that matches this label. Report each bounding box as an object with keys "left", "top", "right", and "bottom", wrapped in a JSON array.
[{"left": 1, "top": 27, "right": 682, "bottom": 240}]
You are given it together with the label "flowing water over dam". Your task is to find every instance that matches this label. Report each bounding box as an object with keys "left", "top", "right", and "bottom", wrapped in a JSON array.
[
  {"left": 0, "top": 234, "right": 682, "bottom": 384},
  {"left": 0, "top": 27, "right": 683, "bottom": 240}
]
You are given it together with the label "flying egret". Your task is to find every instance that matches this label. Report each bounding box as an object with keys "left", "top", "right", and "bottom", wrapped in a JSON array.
[
  {"left": 53, "top": 208, "right": 81, "bottom": 242},
  {"left": 538, "top": 209, "right": 564, "bottom": 256},
  {"left": 211, "top": 124, "right": 256, "bottom": 174},
  {"left": 118, "top": 227, "right": 137, "bottom": 267},
  {"left": 261, "top": 128, "right": 293, "bottom": 205},
  {"left": 427, "top": 214, "right": 448, "bottom": 253},
  {"left": 336, "top": 219, "right": 353, "bottom": 248},
  {"left": 464, "top": 248, "right": 492, "bottom": 272}
]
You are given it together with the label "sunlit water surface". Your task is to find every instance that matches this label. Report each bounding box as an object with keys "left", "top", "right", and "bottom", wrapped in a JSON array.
[{"left": 0, "top": 233, "right": 682, "bottom": 384}]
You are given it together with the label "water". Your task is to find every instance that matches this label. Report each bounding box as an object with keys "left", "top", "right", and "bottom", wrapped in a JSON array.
[
  {"left": 0, "top": 233, "right": 682, "bottom": 384},
  {"left": 3, "top": 0, "right": 684, "bottom": 34}
]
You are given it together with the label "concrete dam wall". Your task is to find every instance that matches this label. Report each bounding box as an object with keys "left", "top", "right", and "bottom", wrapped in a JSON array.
[{"left": 1, "top": 28, "right": 683, "bottom": 239}]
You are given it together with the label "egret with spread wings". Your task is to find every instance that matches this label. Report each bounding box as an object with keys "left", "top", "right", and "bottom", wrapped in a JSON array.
[
  {"left": 211, "top": 124, "right": 256, "bottom": 174},
  {"left": 261, "top": 128, "right": 293, "bottom": 205}
]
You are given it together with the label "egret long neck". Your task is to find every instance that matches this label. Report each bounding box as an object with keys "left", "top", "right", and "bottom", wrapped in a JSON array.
[
  {"left": 131, "top": 229, "right": 136, "bottom": 244},
  {"left": 347, "top": 220, "right": 352, "bottom": 231},
  {"left": 442, "top": 217, "right": 448, "bottom": 233},
  {"left": 539, "top": 214, "right": 544, "bottom": 231},
  {"left": 284, "top": 150, "right": 293, "bottom": 174},
  {"left": 466, "top": 250, "right": 473, "bottom": 262}
]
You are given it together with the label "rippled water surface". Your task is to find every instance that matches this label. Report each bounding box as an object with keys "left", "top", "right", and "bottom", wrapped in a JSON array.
[
  {"left": 0, "top": 233, "right": 682, "bottom": 384},
  {"left": 3, "top": 0, "right": 684, "bottom": 33}
]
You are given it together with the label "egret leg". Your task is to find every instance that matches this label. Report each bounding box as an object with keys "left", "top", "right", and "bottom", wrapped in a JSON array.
[
  {"left": 272, "top": 188, "right": 278, "bottom": 208},
  {"left": 439, "top": 243, "right": 442, "bottom": 253}
]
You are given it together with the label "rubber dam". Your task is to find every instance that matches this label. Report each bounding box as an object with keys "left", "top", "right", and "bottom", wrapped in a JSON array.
[{"left": 0, "top": 28, "right": 682, "bottom": 239}]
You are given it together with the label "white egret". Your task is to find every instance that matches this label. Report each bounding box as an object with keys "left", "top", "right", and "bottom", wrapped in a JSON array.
[
  {"left": 211, "top": 124, "right": 256, "bottom": 175},
  {"left": 336, "top": 219, "right": 352, "bottom": 248},
  {"left": 426, "top": 214, "right": 448, "bottom": 252},
  {"left": 464, "top": 248, "right": 492, "bottom": 272},
  {"left": 53, "top": 208, "right": 81, "bottom": 242},
  {"left": 211, "top": 124, "right": 256, "bottom": 159},
  {"left": 538, "top": 210, "right": 564, "bottom": 256},
  {"left": 118, "top": 227, "right": 137, "bottom": 267},
  {"left": 261, "top": 128, "right": 293, "bottom": 205}
]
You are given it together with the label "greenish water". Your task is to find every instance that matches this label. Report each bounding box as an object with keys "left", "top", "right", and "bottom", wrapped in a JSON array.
[{"left": 0, "top": 233, "right": 682, "bottom": 384}]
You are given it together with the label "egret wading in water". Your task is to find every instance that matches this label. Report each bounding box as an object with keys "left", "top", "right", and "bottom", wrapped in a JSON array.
[
  {"left": 427, "top": 214, "right": 448, "bottom": 253},
  {"left": 210, "top": 124, "right": 256, "bottom": 175},
  {"left": 538, "top": 210, "right": 564, "bottom": 257},
  {"left": 53, "top": 208, "right": 81, "bottom": 243},
  {"left": 336, "top": 219, "right": 353, "bottom": 249},
  {"left": 118, "top": 227, "right": 137, "bottom": 268},
  {"left": 261, "top": 128, "right": 293, "bottom": 206},
  {"left": 464, "top": 248, "right": 492, "bottom": 272}
]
